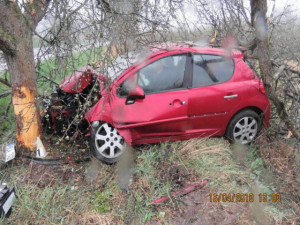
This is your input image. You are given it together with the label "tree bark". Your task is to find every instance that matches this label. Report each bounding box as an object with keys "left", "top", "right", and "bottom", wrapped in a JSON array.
[
  {"left": 0, "top": 0, "right": 51, "bottom": 152},
  {"left": 250, "top": 0, "right": 300, "bottom": 140},
  {"left": 5, "top": 32, "right": 40, "bottom": 151}
]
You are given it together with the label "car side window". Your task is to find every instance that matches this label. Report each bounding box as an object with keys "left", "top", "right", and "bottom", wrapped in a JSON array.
[
  {"left": 192, "top": 54, "right": 234, "bottom": 88},
  {"left": 138, "top": 55, "right": 186, "bottom": 94},
  {"left": 118, "top": 54, "right": 187, "bottom": 96}
]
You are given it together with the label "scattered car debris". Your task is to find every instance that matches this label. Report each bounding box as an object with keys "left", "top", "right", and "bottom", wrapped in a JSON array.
[
  {"left": 150, "top": 179, "right": 209, "bottom": 204},
  {"left": 23, "top": 155, "right": 91, "bottom": 165},
  {"left": 0, "top": 184, "right": 16, "bottom": 218}
]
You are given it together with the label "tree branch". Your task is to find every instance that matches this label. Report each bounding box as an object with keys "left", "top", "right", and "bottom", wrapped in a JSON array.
[
  {"left": 0, "top": 90, "right": 11, "bottom": 99},
  {"left": 0, "top": 77, "right": 11, "bottom": 87},
  {"left": 0, "top": 36, "right": 16, "bottom": 56},
  {"left": 25, "top": 0, "right": 52, "bottom": 29},
  {"left": 272, "top": 60, "right": 300, "bottom": 76},
  {"left": 0, "top": 1, "right": 18, "bottom": 55},
  {"left": 273, "top": 65, "right": 285, "bottom": 80}
]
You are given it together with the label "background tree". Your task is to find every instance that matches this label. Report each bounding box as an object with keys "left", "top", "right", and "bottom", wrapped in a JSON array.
[{"left": 250, "top": 0, "right": 300, "bottom": 139}]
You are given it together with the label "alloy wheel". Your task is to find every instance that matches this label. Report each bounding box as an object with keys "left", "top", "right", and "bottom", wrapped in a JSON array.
[
  {"left": 233, "top": 116, "right": 258, "bottom": 144},
  {"left": 94, "top": 123, "right": 125, "bottom": 159}
]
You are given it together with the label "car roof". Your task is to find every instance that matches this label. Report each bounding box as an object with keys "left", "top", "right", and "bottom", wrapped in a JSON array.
[
  {"left": 147, "top": 42, "right": 244, "bottom": 59},
  {"left": 106, "top": 42, "right": 244, "bottom": 80}
]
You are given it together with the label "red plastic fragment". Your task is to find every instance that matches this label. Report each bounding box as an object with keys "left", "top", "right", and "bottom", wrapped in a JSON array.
[{"left": 150, "top": 179, "right": 209, "bottom": 204}]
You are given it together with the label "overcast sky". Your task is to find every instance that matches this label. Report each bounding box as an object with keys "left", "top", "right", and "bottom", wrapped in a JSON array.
[{"left": 269, "top": 0, "right": 300, "bottom": 13}]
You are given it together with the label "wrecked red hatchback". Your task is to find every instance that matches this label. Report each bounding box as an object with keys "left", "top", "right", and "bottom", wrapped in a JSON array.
[{"left": 82, "top": 44, "right": 270, "bottom": 163}]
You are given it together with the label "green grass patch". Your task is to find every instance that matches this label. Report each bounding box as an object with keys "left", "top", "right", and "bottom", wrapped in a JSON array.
[
  {"left": 0, "top": 137, "right": 298, "bottom": 224},
  {"left": 36, "top": 47, "right": 105, "bottom": 94},
  {"left": 0, "top": 77, "right": 14, "bottom": 143}
]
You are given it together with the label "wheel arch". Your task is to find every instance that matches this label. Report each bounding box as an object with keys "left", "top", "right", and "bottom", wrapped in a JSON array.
[
  {"left": 226, "top": 106, "right": 263, "bottom": 133},
  {"left": 225, "top": 106, "right": 264, "bottom": 143},
  {"left": 90, "top": 120, "right": 133, "bottom": 146}
]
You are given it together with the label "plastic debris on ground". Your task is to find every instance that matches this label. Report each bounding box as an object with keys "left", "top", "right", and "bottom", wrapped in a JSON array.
[{"left": 0, "top": 184, "right": 16, "bottom": 218}]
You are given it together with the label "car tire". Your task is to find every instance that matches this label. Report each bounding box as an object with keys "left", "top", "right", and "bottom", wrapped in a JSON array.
[
  {"left": 226, "top": 110, "right": 262, "bottom": 144},
  {"left": 90, "top": 122, "right": 126, "bottom": 164}
]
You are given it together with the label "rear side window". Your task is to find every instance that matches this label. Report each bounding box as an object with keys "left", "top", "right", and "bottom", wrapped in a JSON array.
[{"left": 192, "top": 54, "right": 234, "bottom": 88}]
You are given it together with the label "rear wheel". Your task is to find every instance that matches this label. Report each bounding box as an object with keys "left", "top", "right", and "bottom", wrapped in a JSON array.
[
  {"left": 226, "top": 110, "right": 262, "bottom": 144},
  {"left": 90, "top": 122, "right": 126, "bottom": 164}
]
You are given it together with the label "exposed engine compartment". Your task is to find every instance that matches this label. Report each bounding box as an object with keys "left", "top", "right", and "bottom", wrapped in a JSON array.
[{"left": 41, "top": 66, "right": 107, "bottom": 137}]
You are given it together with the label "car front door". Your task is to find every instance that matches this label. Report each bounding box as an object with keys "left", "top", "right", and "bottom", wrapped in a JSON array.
[{"left": 110, "top": 53, "right": 189, "bottom": 143}]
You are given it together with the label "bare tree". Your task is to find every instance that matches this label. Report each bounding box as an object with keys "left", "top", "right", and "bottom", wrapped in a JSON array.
[
  {"left": 250, "top": 0, "right": 300, "bottom": 139},
  {"left": 0, "top": 0, "right": 51, "bottom": 152}
]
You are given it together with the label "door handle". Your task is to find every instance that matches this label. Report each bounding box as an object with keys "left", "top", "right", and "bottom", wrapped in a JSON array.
[
  {"left": 224, "top": 94, "right": 238, "bottom": 99},
  {"left": 169, "top": 100, "right": 186, "bottom": 106}
]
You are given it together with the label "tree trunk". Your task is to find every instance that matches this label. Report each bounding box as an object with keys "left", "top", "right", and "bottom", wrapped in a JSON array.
[
  {"left": 250, "top": 0, "right": 300, "bottom": 140},
  {"left": 5, "top": 32, "right": 41, "bottom": 152},
  {"left": 0, "top": 0, "right": 50, "bottom": 153}
]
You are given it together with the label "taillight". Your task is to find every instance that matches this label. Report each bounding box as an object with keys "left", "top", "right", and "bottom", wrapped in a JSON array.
[{"left": 259, "top": 79, "right": 266, "bottom": 94}]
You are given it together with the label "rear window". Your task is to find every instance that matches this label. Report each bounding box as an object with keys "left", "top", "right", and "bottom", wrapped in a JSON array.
[{"left": 192, "top": 54, "right": 234, "bottom": 88}]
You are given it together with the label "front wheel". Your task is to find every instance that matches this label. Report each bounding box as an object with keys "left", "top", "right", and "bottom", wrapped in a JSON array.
[
  {"left": 226, "top": 110, "right": 262, "bottom": 145},
  {"left": 90, "top": 122, "right": 126, "bottom": 164}
]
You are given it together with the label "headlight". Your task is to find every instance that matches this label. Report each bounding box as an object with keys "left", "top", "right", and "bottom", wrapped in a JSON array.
[{"left": 92, "top": 121, "right": 99, "bottom": 128}]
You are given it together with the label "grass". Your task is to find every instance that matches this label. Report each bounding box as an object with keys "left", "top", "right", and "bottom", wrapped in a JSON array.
[
  {"left": 2, "top": 137, "right": 297, "bottom": 224},
  {"left": 0, "top": 118, "right": 298, "bottom": 219},
  {"left": 36, "top": 47, "right": 105, "bottom": 94},
  {"left": 0, "top": 78, "right": 14, "bottom": 143}
]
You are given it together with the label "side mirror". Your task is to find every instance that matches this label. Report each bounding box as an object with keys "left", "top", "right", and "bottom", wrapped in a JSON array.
[{"left": 126, "top": 85, "right": 145, "bottom": 105}]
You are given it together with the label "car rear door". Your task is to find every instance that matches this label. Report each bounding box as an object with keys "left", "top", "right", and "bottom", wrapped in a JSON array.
[
  {"left": 187, "top": 54, "right": 245, "bottom": 136},
  {"left": 110, "top": 53, "right": 190, "bottom": 143}
]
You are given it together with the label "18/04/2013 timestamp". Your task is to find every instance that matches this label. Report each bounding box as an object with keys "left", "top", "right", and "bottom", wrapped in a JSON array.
[{"left": 209, "top": 193, "right": 281, "bottom": 203}]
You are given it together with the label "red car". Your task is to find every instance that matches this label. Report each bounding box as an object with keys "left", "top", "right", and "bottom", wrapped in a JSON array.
[{"left": 84, "top": 43, "right": 270, "bottom": 163}]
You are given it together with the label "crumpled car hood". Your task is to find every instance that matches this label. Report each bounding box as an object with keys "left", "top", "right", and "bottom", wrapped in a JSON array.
[{"left": 59, "top": 65, "right": 107, "bottom": 93}]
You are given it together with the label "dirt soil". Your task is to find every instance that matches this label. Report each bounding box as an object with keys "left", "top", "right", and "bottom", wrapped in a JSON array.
[{"left": 173, "top": 190, "right": 250, "bottom": 225}]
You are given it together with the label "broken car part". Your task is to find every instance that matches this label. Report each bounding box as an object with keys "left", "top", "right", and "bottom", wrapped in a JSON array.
[
  {"left": 0, "top": 184, "right": 16, "bottom": 218},
  {"left": 41, "top": 65, "right": 107, "bottom": 136},
  {"left": 22, "top": 155, "right": 91, "bottom": 165},
  {"left": 150, "top": 179, "right": 209, "bottom": 204}
]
